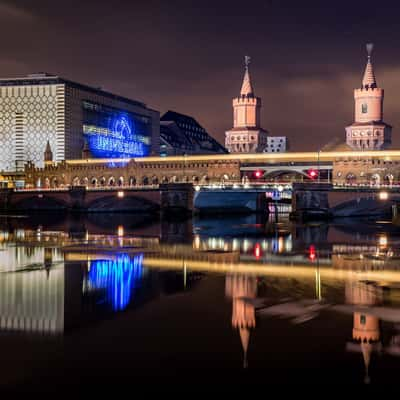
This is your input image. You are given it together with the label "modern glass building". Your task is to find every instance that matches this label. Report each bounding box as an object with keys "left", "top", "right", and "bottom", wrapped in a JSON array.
[{"left": 0, "top": 73, "right": 160, "bottom": 171}]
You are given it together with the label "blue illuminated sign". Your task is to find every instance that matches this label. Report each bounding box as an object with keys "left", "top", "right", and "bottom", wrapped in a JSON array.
[
  {"left": 88, "top": 254, "right": 144, "bottom": 311},
  {"left": 83, "top": 101, "right": 151, "bottom": 158}
]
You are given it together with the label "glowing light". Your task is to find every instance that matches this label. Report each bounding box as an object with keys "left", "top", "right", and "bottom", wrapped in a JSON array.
[
  {"left": 308, "top": 169, "right": 318, "bottom": 179},
  {"left": 379, "top": 235, "right": 388, "bottom": 247},
  {"left": 195, "top": 185, "right": 201, "bottom": 191},
  {"left": 277, "top": 185, "right": 284, "bottom": 192},
  {"left": 308, "top": 245, "right": 316, "bottom": 262},
  {"left": 88, "top": 254, "right": 143, "bottom": 311},
  {"left": 254, "top": 243, "right": 261, "bottom": 259},
  {"left": 83, "top": 106, "right": 150, "bottom": 158},
  {"left": 117, "top": 225, "right": 124, "bottom": 237},
  {"left": 379, "top": 191, "right": 389, "bottom": 200},
  {"left": 254, "top": 170, "right": 263, "bottom": 178},
  {"left": 117, "top": 191, "right": 124, "bottom": 198}
]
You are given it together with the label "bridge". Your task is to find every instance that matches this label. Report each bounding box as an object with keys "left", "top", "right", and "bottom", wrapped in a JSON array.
[
  {"left": 0, "top": 184, "right": 194, "bottom": 213},
  {"left": 22, "top": 149, "right": 400, "bottom": 190}
]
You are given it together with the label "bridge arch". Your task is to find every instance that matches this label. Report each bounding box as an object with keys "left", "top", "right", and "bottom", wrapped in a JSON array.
[
  {"left": 108, "top": 177, "right": 115, "bottom": 186},
  {"left": 118, "top": 176, "right": 124, "bottom": 186},
  {"left": 72, "top": 176, "right": 80, "bottom": 186},
  {"left": 91, "top": 177, "right": 98, "bottom": 187},
  {"left": 129, "top": 176, "right": 136, "bottom": 186},
  {"left": 142, "top": 176, "right": 149, "bottom": 185},
  {"left": 82, "top": 177, "right": 89, "bottom": 187},
  {"left": 99, "top": 176, "right": 106, "bottom": 186},
  {"left": 346, "top": 172, "right": 356, "bottom": 184}
]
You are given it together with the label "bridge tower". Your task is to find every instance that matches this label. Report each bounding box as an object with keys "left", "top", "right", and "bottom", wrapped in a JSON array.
[
  {"left": 346, "top": 44, "right": 392, "bottom": 150},
  {"left": 225, "top": 56, "right": 269, "bottom": 153}
]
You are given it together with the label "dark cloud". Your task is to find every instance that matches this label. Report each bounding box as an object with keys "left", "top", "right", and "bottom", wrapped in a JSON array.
[{"left": 1, "top": 0, "right": 400, "bottom": 150}]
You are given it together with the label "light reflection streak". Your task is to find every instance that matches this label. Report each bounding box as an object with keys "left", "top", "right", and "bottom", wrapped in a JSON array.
[{"left": 88, "top": 254, "right": 143, "bottom": 311}]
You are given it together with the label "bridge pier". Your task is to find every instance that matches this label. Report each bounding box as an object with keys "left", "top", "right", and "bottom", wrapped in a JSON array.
[
  {"left": 160, "top": 183, "right": 194, "bottom": 215},
  {"left": 290, "top": 183, "right": 332, "bottom": 221}
]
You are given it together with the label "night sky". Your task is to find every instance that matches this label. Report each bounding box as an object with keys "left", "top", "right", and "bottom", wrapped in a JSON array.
[{"left": 1, "top": 0, "right": 400, "bottom": 150}]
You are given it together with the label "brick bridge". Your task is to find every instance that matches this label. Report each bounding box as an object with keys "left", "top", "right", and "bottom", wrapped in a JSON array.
[{"left": 0, "top": 184, "right": 194, "bottom": 213}]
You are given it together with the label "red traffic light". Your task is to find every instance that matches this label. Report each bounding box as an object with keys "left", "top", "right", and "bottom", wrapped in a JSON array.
[
  {"left": 254, "top": 170, "right": 263, "bottom": 178},
  {"left": 308, "top": 245, "right": 316, "bottom": 261},
  {"left": 307, "top": 169, "right": 318, "bottom": 179},
  {"left": 254, "top": 243, "right": 261, "bottom": 259}
]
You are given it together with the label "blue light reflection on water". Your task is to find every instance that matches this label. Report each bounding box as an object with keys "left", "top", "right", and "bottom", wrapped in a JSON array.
[{"left": 88, "top": 254, "right": 144, "bottom": 311}]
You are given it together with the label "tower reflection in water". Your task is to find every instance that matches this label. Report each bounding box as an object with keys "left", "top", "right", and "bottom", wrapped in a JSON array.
[
  {"left": 225, "top": 274, "right": 257, "bottom": 368},
  {"left": 87, "top": 254, "right": 144, "bottom": 311}
]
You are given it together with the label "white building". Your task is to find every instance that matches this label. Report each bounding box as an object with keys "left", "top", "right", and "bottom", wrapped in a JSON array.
[
  {"left": 0, "top": 73, "right": 159, "bottom": 171},
  {"left": 264, "top": 136, "right": 288, "bottom": 153}
]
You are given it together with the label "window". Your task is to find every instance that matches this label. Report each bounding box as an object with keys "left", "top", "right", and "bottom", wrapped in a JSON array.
[
  {"left": 360, "top": 315, "right": 366, "bottom": 325},
  {"left": 362, "top": 103, "right": 368, "bottom": 113}
]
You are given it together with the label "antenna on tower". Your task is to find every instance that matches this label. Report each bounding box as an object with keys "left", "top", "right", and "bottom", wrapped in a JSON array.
[
  {"left": 244, "top": 55, "right": 251, "bottom": 70},
  {"left": 366, "top": 43, "right": 374, "bottom": 59}
]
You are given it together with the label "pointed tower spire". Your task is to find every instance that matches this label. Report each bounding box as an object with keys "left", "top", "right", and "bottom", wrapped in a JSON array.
[
  {"left": 240, "top": 55, "right": 254, "bottom": 96},
  {"left": 44, "top": 140, "right": 53, "bottom": 163},
  {"left": 362, "top": 43, "right": 377, "bottom": 89}
]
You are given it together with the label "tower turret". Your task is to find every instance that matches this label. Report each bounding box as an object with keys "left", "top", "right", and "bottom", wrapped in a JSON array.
[
  {"left": 346, "top": 44, "right": 392, "bottom": 150},
  {"left": 225, "top": 56, "right": 269, "bottom": 153}
]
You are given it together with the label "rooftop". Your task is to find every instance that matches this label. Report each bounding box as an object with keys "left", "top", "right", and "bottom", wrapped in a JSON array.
[{"left": 0, "top": 73, "right": 146, "bottom": 108}]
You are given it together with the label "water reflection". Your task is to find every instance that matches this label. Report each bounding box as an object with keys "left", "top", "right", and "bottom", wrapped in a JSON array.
[
  {"left": 86, "top": 254, "right": 144, "bottom": 311},
  {"left": 226, "top": 274, "right": 257, "bottom": 368},
  {"left": 1, "top": 213, "right": 400, "bottom": 385}
]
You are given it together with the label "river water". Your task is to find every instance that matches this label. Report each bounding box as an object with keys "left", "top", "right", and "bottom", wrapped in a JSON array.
[{"left": 0, "top": 212, "right": 400, "bottom": 388}]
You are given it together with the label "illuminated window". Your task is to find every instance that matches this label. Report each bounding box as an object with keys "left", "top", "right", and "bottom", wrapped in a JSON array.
[{"left": 362, "top": 104, "right": 368, "bottom": 113}]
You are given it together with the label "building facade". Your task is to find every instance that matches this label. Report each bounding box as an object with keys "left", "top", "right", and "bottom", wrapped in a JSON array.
[
  {"left": 0, "top": 73, "right": 160, "bottom": 171},
  {"left": 225, "top": 57, "right": 269, "bottom": 153},
  {"left": 264, "top": 136, "right": 288, "bottom": 153},
  {"left": 345, "top": 44, "right": 392, "bottom": 150},
  {"left": 160, "top": 111, "right": 227, "bottom": 156}
]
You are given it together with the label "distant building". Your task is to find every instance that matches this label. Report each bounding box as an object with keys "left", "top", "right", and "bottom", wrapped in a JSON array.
[
  {"left": 160, "top": 110, "right": 227, "bottom": 156},
  {"left": 225, "top": 57, "right": 269, "bottom": 153},
  {"left": 264, "top": 136, "right": 288, "bottom": 153},
  {"left": 345, "top": 44, "right": 392, "bottom": 150},
  {"left": 0, "top": 73, "right": 160, "bottom": 171}
]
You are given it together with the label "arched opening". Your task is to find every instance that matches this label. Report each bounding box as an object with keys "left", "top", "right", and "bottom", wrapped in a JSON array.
[
  {"left": 200, "top": 175, "right": 209, "bottom": 184},
  {"left": 72, "top": 177, "right": 80, "bottom": 186},
  {"left": 152, "top": 176, "right": 159, "bottom": 185},
  {"left": 100, "top": 177, "right": 106, "bottom": 186},
  {"left": 108, "top": 177, "right": 115, "bottom": 186},
  {"left": 118, "top": 176, "right": 124, "bottom": 186},
  {"left": 371, "top": 174, "right": 380, "bottom": 186},
  {"left": 384, "top": 174, "right": 394, "bottom": 186},
  {"left": 142, "top": 176, "right": 149, "bottom": 185},
  {"left": 36, "top": 178, "right": 41, "bottom": 188},
  {"left": 192, "top": 176, "right": 199, "bottom": 184},
  {"left": 162, "top": 176, "right": 168, "bottom": 184},
  {"left": 181, "top": 175, "right": 188, "bottom": 183},
  {"left": 91, "top": 177, "right": 98, "bottom": 187},
  {"left": 82, "top": 177, "right": 89, "bottom": 187},
  {"left": 221, "top": 174, "right": 229, "bottom": 183},
  {"left": 346, "top": 173, "right": 356, "bottom": 185},
  {"left": 129, "top": 177, "right": 136, "bottom": 186},
  {"left": 52, "top": 177, "right": 58, "bottom": 188},
  {"left": 170, "top": 176, "right": 177, "bottom": 183}
]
